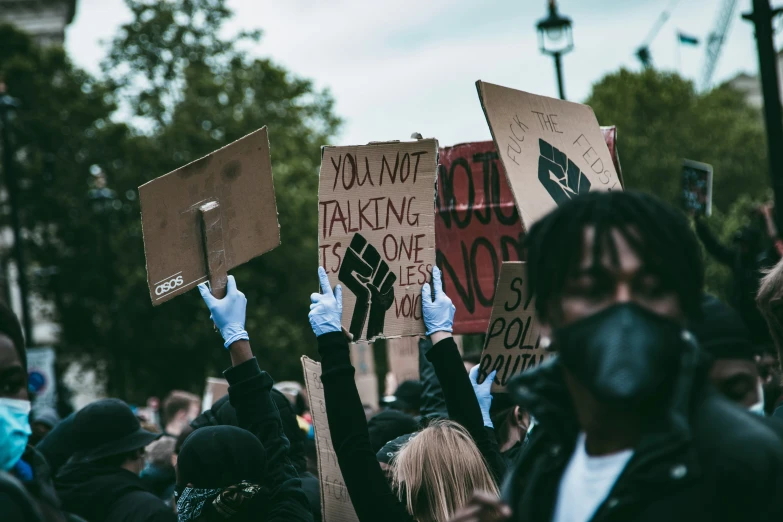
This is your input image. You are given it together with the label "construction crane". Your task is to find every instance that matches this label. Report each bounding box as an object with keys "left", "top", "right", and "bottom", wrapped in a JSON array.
[
  {"left": 636, "top": 0, "right": 682, "bottom": 68},
  {"left": 701, "top": 0, "right": 739, "bottom": 90}
]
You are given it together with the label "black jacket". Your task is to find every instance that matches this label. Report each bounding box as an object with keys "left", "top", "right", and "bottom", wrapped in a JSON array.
[
  {"left": 317, "top": 332, "right": 504, "bottom": 522},
  {"left": 502, "top": 355, "right": 783, "bottom": 522},
  {"left": 55, "top": 463, "right": 174, "bottom": 522},
  {"left": 224, "top": 358, "right": 313, "bottom": 522}
]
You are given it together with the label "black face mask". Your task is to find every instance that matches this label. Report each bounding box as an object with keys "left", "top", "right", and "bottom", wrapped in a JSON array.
[{"left": 554, "top": 303, "right": 687, "bottom": 409}]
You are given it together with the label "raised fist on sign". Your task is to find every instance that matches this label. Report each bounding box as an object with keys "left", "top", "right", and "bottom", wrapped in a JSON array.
[
  {"left": 339, "top": 233, "right": 397, "bottom": 340},
  {"left": 537, "top": 138, "right": 592, "bottom": 206}
]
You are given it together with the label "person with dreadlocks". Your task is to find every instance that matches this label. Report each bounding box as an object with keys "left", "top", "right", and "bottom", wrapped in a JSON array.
[{"left": 450, "top": 191, "right": 783, "bottom": 522}]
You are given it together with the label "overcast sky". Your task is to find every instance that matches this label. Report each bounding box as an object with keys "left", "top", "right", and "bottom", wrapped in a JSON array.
[{"left": 65, "top": 0, "right": 773, "bottom": 146}]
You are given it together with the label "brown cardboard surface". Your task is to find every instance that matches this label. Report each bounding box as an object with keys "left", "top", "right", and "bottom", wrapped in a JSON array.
[
  {"left": 349, "top": 341, "right": 379, "bottom": 411},
  {"left": 386, "top": 336, "right": 420, "bottom": 391},
  {"left": 476, "top": 82, "right": 621, "bottom": 229},
  {"left": 477, "top": 262, "right": 551, "bottom": 392},
  {"left": 201, "top": 377, "right": 229, "bottom": 411},
  {"left": 139, "top": 127, "right": 280, "bottom": 305},
  {"left": 318, "top": 139, "right": 438, "bottom": 340},
  {"left": 301, "top": 356, "right": 359, "bottom": 522}
]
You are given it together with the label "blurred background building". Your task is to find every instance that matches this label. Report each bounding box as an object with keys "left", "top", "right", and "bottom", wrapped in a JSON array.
[{"left": 0, "top": 0, "right": 77, "bottom": 47}]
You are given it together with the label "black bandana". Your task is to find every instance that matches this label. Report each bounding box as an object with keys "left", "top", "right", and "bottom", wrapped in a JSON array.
[{"left": 176, "top": 481, "right": 262, "bottom": 521}]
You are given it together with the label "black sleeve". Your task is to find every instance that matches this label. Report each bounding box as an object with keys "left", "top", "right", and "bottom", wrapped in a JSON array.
[
  {"left": 425, "top": 337, "right": 506, "bottom": 483},
  {"left": 225, "top": 358, "right": 313, "bottom": 522},
  {"left": 695, "top": 218, "right": 735, "bottom": 266},
  {"left": 418, "top": 337, "right": 448, "bottom": 421},
  {"left": 317, "top": 332, "right": 414, "bottom": 522}
]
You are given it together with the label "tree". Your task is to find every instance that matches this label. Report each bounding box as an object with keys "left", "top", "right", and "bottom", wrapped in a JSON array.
[
  {"left": 585, "top": 68, "right": 771, "bottom": 297},
  {"left": 1, "top": 0, "right": 340, "bottom": 402}
]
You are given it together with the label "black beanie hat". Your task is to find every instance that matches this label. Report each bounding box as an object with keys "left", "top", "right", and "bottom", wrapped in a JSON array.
[
  {"left": 367, "top": 409, "right": 419, "bottom": 453},
  {"left": 177, "top": 426, "right": 267, "bottom": 489}
]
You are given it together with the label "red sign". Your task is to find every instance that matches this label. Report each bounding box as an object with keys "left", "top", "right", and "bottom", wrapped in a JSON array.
[
  {"left": 436, "top": 141, "right": 524, "bottom": 334},
  {"left": 436, "top": 130, "right": 619, "bottom": 334}
]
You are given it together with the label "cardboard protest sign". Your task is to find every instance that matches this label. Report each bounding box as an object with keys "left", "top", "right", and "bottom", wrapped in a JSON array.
[
  {"left": 435, "top": 141, "right": 525, "bottom": 335},
  {"left": 681, "top": 159, "right": 713, "bottom": 217},
  {"left": 476, "top": 82, "right": 621, "bottom": 229},
  {"left": 349, "top": 341, "right": 378, "bottom": 411},
  {"left": 301, "top": 356, "right": 359, "bottom": 522},
  {"left": 477, "top": 262, "right": 551, "bottom": 391},
  {"left": 318, "top": 139, "right": 438, "bottom": 340},
  {"left": 386, "top": 336, "right": 420, "bottom": 392},
  {"left": 201, "top": 377, "right": 229, "bottom": 411},
  {"left": 139, "top": 127, "right": 280, "bottom": 305}
]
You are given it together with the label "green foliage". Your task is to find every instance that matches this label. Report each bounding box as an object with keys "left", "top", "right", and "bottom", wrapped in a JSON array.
[
  {"left": 585, "top": 68, "right": 771, "bottom": 297},
  {"left": 0, "top": 0, "right": 339, "bottom": 402}
]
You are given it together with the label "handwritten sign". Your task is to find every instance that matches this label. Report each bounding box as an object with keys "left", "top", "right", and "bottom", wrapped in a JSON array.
[
  {"left": 318, "top": 140, "right": 438, "bottom": 340},
  {"left": 681, "top": 159, "right": 713, "bottom": 217},
  {"left": 139, "top": 127, "right": 280, "bottom": 305},
  {"left": 435, "top": 141, "right": 525, "bottom": 335},
  {"left": 477, "top": 262, "right": 551, "bottom": 391},
  {"left": 301, "top": 356, "right": 359, "bottom": 522},
  {"left": 349, "top": 341, "right": 379, "bottom": 411},
  {"left": 476, "top": 82, "right": 621, "bottom": 229}
]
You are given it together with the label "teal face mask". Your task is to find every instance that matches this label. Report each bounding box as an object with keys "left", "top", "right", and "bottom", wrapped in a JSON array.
[{"left": 0, "top": 397, "right": 32, "bottom": 471}]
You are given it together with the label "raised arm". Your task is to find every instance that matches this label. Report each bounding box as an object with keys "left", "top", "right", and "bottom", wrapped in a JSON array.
[
  {"left": 694, "top": 217, "right": 735, "bottom": 266},
  {"left": 309, "top": 267, "right": 413, "bottom": 522},
  {"left": 198, "top": 277, "right": 312, "bottom": 522},
  {"left": 421, "top": 267, "right": 505, "bottom": 482}
]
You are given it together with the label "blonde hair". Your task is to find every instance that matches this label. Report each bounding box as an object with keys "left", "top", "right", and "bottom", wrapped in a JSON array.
[
  {"left": 757, "top": 258, "right": 783, "bottom": 358},
  {"left": 391, "top": 419, "right": 499, "bottom": 522}
]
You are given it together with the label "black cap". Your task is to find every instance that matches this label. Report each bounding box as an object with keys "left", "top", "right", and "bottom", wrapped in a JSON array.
[
  {"left": 69, "top": 399, "right": 161, "bottom": 463},
  {"left": 367, "top": 409, "right": 418, "bottom": 453}
]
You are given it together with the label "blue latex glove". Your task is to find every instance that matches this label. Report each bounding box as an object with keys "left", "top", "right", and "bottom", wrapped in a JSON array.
[
  {"left": 309, "top": 267, "right": 343, "bottom": 337},
  {"left": 198, "top": 275, "right": 249, "bottom": 349},
  {"left": 470, "top": 365, "right": 497, "bottom": 428},
  {"left": 421, "top": 266, "right": 456, "bottom": 336}
]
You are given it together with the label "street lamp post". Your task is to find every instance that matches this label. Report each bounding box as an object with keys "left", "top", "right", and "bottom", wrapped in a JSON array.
[
  {"left": 536, "top": 0, "right": 574, "bottom": 100},
  {"left": 0, "top": 83, "right": 33, "bottom": 345},
  {"left": 743, "top": 0, "right": 783, "bottom": 235}
]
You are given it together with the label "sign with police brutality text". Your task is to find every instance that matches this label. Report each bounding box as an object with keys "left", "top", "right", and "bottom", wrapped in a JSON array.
[
  {"left": 477, "top": 262, "right": 551, "bottom": 392},
  {"left": 476, "top": 81, "right": 621, "bottom": 229},
  {"left": 139, "top": 127, "right": 280, "bottom": 305},
  {"left": 318, "top": 139, "right": 439, "bottom": 341}
]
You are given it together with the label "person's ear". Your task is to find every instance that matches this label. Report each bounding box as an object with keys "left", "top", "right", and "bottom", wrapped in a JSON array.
[{"left": 514, "top": 406, "right": 530, "bottom": 430}]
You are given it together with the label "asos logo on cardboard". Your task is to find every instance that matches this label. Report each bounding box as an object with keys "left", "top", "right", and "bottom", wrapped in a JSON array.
[{"left": 155, "top": 275, "right": 184, "bottom": 296}]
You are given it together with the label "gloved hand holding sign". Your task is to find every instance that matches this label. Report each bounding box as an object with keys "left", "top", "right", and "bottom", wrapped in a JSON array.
[
  {"left": 421, "top": 266, "right": 456, "bottom": 337},
  {"left": 309, "top": 266, "right": 343, "bottom": 337},
  {"left": 198, "top": 275, "right": 249, "bottom": 349},
  {"left": 470, "top": 365, "right": 497, "bottom": 428}
]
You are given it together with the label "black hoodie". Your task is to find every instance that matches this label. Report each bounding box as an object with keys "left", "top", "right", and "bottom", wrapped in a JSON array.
[{"left": 55, "top": 463, "right": 175, "bottom": 522}]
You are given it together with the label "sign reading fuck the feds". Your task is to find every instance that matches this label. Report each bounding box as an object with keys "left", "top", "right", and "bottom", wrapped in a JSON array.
[
  {"left": 476, "top": 81, "right": 622, "bottom": 229},
  {"left": 318, "top": 139, "right": 438, "bottom": 341}
]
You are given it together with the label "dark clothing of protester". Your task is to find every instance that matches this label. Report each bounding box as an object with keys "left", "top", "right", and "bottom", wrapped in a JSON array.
[
  {"left": 219, "top": 357, "right": 312, "bottom": 522},
  {"left": 56, "top": 463, "right": 175, "bottom": 522},
  {"left": 140, "top": 464, "right": 176, "bottom": 502},
  {"left": 695, "top": 219, "right": 774, "bottom": 345},
  {"left": 299, "top": 472, "right": 321, "bottom": 522},
  {"left": 502, "top": 356, "right": 783, "bottom": 522},
  {"left": 383, "top": 380, "right": 422, "bottom": 413},
  {"left": 691, "top": 294, "right": 759, "bottom": 360},
  {"left": 36, "top": 413, "right": 75, "bottom": 477},
  {"left": 317, "top": 332, "right": 505, "bottom": 522},
  {"left": 418, "top": 337, "right": 448, "bottom": 421},
  {"left": 7, "top": 445, "right": 85, "bottom": 522},
  {"left": 0, "top": 470, "right": 44, "bottom": 522}
]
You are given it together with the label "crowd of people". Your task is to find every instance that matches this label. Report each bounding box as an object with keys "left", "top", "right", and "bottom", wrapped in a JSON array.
[{"left": 2, "top": 190, "right": 783, "bottom": 521}]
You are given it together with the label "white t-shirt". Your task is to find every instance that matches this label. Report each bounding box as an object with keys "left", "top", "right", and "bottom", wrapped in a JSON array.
[{"left": 551, "top": 432, "right": 634, "bottom": 522}]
